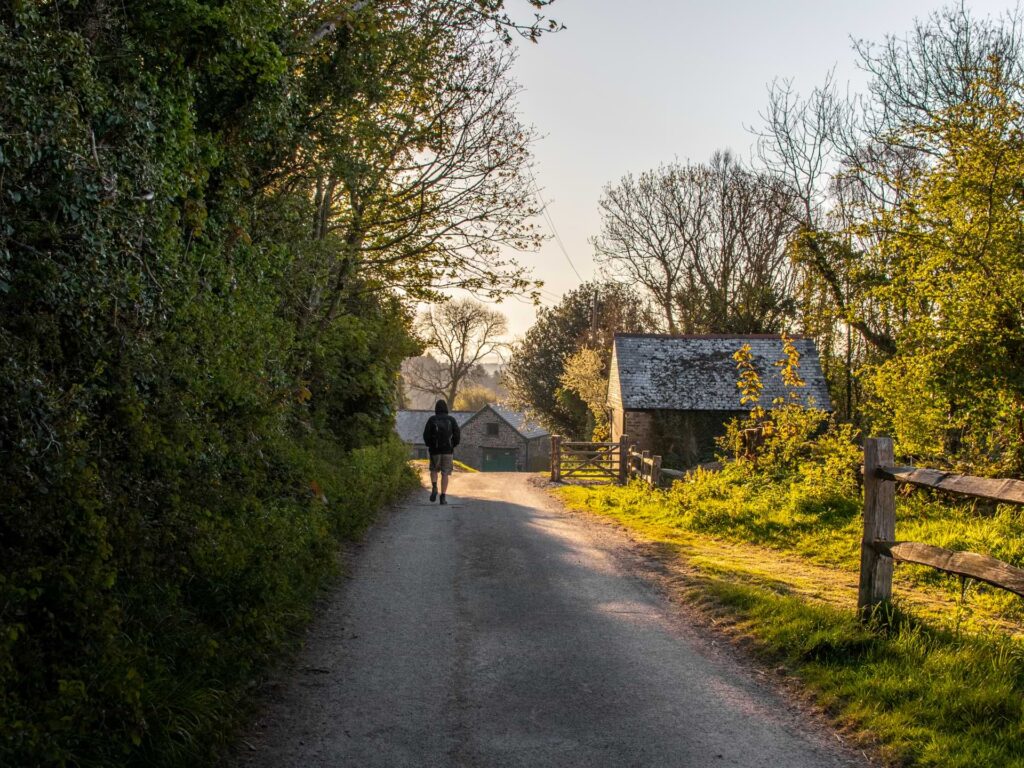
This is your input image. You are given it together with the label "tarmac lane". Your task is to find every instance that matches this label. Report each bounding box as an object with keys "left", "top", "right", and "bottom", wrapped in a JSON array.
[{"left": 236, "top": 471, "right": 868, "bottom": 768}]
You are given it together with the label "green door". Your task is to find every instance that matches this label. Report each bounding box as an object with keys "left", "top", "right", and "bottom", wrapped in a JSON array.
[{"left": 482, "top": 448, "right": 517, "bottom": 471}]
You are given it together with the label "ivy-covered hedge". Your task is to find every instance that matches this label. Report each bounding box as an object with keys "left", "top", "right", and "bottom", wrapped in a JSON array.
[{"left": 0, "top": 4, "right": 421, "bottom": 766}]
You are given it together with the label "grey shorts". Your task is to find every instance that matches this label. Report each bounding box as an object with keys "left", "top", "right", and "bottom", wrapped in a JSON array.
[{"left": 429, "top": 453, "right": 454, "bottom": 475}]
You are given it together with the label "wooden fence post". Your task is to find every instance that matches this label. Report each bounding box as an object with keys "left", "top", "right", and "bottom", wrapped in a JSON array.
[
  {"left": 628, "top": 444, "right": 637, "bottom": 480},
  {"left": 641, "top": 450, "right": 650, "bottom": 483},
  {"left": 551, "top": 435, "right": 562, "bottom": 482},
  {"left": 859, "top": 436, "right": 896, "bottom": 621},
  {"left": 618, "top": 434, "right": 629, "bottom": 485},
  {"left": 651, "top": 455, "right": 662, "bottom": 488}
]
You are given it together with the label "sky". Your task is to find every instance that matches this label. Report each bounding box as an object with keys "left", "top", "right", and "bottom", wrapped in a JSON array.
[{"left": 486, "top": 0, "right": 1018, "bottom": 343}]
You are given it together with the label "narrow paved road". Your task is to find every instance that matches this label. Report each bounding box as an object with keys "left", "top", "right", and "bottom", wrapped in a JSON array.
[{"left": 238, "top": 472, "right": 866, "bottom": 768}]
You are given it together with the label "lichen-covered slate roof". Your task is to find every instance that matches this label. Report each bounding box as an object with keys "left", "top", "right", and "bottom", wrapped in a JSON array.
[
  {"left": 608, "top": 334, "right": 832, "bottom": 412},
  {"left": 489, "top": 404, "right": 550, "bottom": 440},
  {"left": 394, "top": 409, "right": 474, "bottom": 444}
]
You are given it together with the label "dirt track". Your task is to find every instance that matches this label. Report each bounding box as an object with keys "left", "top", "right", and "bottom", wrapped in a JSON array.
[{"left": 236, "top": 472, "right": 867, "bottom": 767}]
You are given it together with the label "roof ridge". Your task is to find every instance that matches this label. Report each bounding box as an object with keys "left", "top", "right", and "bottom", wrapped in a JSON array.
[
  {"left": 614, "top": 332, "right": 814, "bottom": 341},
  {"left": 396, "top": 408, "right": 475, "bottom": 413}
]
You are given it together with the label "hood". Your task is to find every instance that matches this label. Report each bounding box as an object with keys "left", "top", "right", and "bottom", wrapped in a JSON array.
[{"left": 434, "top": 399, "right": 449, "bottom": 415}]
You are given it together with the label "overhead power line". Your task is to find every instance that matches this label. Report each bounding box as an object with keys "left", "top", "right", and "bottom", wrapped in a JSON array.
[{"left": 528, "top": 166, "right": 586, "bottom": 284}]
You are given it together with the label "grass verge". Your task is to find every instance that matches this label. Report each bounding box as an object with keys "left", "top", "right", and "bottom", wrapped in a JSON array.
[
  {"left": 556, "top": 481, "right": 1024, "bottom": 768},
  {"left": 411, "top": 458, "right": 479, "bottom": 472}
]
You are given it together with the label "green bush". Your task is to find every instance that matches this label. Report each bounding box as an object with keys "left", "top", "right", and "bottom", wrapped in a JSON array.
[
  {"left": 0, "top": 436, "right": 416, "bottom": 767},
  {"left": 0, "top": 5, "right": 421, "bottom": 766}
]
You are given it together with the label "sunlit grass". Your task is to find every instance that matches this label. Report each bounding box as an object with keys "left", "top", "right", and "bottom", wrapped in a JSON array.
[
  {"left": 556, "top": 477, "right": 1024, "bottom": 767},
  {"left": 410, "top": 458, "right": 479, "bottom": 472}
]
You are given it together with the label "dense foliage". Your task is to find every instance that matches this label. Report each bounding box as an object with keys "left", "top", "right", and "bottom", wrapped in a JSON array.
[
  {"left": 759, "top": 6, "right": 1024, "bottom": 472},
  {"left": 504, "top": 281, "right": 653, "bottom": 437},
  {"left": 0, "top": 1, "right": 554, "bottom": 764}
]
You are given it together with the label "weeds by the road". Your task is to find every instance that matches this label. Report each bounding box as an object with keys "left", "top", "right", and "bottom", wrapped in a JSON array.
[{"left": 557, "top": 477, "right": 1024, "bottom": 767}]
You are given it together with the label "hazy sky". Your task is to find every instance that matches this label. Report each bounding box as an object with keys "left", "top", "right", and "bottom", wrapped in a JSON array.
[{"left": 487, "top": 0, "right": 1017, "bottom": 342}]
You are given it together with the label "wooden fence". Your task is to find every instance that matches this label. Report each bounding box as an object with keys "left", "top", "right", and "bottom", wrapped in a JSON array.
[
  {"left": 549, "top": 435, "right": 690, "bottom": 487},
  {"left": 859, "top": 437, "right": 1024, "bottom": 620},
  {"left": 550, "top": 435, "right": 629, "bottom": 484},
  {"left": 625, "top": 445, "right": 685, "bottom": 488}
]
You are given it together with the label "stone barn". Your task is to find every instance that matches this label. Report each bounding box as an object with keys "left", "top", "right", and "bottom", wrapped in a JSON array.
[
  {"left": 607, "top": 334, "right": 831, "bottom": 469},
  {"left": 394, "top": 404, "right": 550, "bottom": 471},
  {"left": 458, "top": 404, "right": 551, "bottom": 472}
]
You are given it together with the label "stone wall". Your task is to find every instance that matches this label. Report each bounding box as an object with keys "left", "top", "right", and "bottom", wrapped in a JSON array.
[
  {"left": 623, "top": 410, "right": 655, "bottom": 451},
  {"left": 611, "top": 408, "right": 742, "bottom": 469},
  {"left": 648, "top": 410, "right": 741, "bottom": 468},
  {"left": 458, "top": 411, "right": 550, "bottom": 471}
]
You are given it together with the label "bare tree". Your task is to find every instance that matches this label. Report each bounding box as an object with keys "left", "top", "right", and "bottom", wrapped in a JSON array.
[
  {"left": 758, "top": 6, "right": 1024, "bottom": 359},
  {"left": 592, "top": 152, "right": 797, "bottom": 334},
  {"left": 410, "top": 298, "right": 508, "bottom": 405},
  {"left": 757, "top": 76, "right": 899, "bottom": 358}
]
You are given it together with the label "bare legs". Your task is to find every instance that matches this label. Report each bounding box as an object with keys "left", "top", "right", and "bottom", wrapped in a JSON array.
[{"left": 430, "top": 470, "right": 449, "bottom": 495}]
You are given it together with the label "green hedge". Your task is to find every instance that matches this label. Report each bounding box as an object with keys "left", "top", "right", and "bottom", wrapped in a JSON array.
[
  {"left": 0, "top": 5, "right": 425, "bottom": 765},
  {"left": 1, "top": 436, "right": 416, "bottom": 767}
]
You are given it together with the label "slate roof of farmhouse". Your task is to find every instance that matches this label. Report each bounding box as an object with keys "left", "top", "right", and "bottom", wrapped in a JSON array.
[
  {"left": 394, "top": 409, "right": 474, "bottom": 444},
  {"left": 607, "top": 334, "right": 832, "bottom": 412},
  {"left": 486, "top": 404, "right": 550, "bottom": 441}
]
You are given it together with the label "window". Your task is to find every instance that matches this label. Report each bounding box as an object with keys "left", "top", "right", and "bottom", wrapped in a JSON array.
[{"left": 486, "top": 422, "right": 500, "bottom": 436}]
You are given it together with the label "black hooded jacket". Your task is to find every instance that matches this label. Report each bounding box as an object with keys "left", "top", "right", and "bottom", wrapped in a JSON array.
[{"left": 423, "top": 400, "right": 460, "bottom": 455}]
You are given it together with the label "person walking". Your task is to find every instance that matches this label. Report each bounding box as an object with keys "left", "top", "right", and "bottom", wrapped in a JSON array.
[{"left": 423, "top": 399, "right": 460, "bottom": 504}]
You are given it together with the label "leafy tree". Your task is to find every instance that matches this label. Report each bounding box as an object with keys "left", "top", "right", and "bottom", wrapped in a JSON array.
[
  {"left": 863, "top": 65, "right": 1024, "bottom": 473},
  {"left": 504, "top": 281, "right": 654, "bottom": 437},
  {"left": 758, "top": 6, "right": 1024, "bottom": 426},
  {"left": 558, "top": 347, "right": 610, "bottom": 440},
  {"left": 273, "top": 5, "right": 546, "bottom": 361}
]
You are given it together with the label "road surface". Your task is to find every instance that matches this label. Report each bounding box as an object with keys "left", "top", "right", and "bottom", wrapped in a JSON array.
[{"left": 237, "top": 472, "right": 866, "bottom": 768}]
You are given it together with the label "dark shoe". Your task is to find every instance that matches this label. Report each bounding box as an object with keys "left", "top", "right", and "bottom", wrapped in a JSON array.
[
  {"left": 429, "top": 488, "right": 437, "bottom": 502},
  {"left": 439, "top": 494, "right": 447, "bottom": 505}
]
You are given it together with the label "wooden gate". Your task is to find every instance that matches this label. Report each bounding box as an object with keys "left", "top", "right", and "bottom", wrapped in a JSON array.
[{"left": 550, "top": 435, "right": 629, "bottom": 484}]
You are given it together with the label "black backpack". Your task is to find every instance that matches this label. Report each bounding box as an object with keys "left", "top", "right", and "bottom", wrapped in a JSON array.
[{"left": 431, "top": 415, "right": 454, "bottom": 452}]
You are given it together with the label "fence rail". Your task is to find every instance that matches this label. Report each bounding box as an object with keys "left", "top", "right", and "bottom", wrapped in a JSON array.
[
  {"left": 625, "top": 446, "right": 662, "bottom": 487},
  {"left": 625, "top": 447, "right": 689, "bottom": 487},
  {"left": 876, "top": 465, "right": 1024, "bottom": 505},
  {"left": 859, "top": 437, "right": 1024, "bottom": 619}
]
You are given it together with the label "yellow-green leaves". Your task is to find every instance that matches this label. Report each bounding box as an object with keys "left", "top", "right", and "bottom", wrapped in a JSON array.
[{"left": 865, "top": 64, "right": 1024, "bottom": 472}]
